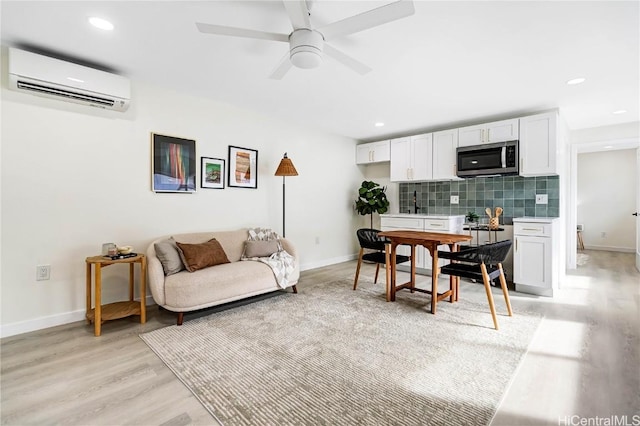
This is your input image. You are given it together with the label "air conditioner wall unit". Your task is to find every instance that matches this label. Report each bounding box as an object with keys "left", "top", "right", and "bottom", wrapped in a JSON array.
[{"left": 8, "top": 47, "right": 130, "bottom": 112}]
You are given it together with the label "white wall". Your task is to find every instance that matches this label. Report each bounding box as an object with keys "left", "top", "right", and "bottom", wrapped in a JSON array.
[
  {"left": 0, "top": 80, "right": 364, "bottom": 336},
  {"left": 577, "top": 149, "right": 637, "bottom": 251}
]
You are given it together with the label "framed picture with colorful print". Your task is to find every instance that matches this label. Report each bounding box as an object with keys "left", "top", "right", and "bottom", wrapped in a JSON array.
[
  {"left": 151, "top": 133, "right": 196, "bottom": 193},
  {"left": 201, "top": 157, "right": 225, "bottom": 189},
  {"left": 228, "top": 145, "right": 258, "bottom": 189}
]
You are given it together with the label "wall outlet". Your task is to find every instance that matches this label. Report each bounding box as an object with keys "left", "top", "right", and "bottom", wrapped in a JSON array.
[
  {"left": 601, "top": 232, "right": 606, "bottom": 238},
  {"left": 36, "top": 265, "right": 51, "bottom": 281},
  {"left": 315, "top": 236, "right": 320, "bottom": 245},
  {"left": 535, "top": 194, "right": 548, "bottom": 204},
  {"left": 450, "top": 195, "right": 459, "bottom": 204}
]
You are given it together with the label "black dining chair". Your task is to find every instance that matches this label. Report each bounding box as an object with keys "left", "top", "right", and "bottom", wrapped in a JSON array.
[
  {"left": 353, "top": 228, "right": 410, "bottom": 291},
  {"left": 438, "top": 240, "right": 513, "bottom": 330}
]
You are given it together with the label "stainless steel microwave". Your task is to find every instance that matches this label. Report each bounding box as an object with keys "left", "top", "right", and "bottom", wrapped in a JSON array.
[{"left": 456, "top": 140, "right": 519, "bottom": 178}]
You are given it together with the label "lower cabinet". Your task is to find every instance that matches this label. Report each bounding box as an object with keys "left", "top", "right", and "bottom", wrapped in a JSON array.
[
  {"left": 380, "top": 215, "right": 465, "bottom": 274},
  {"left": 380, "top": 216, "right": 425, "bottom": 269},
  {"left": 513, "top": 218, "right": 559, "bottom": 296}
]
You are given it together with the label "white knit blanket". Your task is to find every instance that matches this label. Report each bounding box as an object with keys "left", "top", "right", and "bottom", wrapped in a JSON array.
[{"left": 242, "top": 228, "right": 295, "bottom": 289}]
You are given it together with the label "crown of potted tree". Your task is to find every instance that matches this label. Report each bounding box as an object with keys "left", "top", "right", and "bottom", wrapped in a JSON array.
[{"left": 355, "top": 180, "right": 390, "bottom": 229}]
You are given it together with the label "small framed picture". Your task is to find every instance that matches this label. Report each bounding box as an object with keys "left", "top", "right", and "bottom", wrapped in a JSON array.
[
  {"left": 228, "top": 145, "right": 258, "bottom": 189},
  {"left": 201, "top": 157, "right": 225, "bottom": 189},
  {"left": 151, "top": 133, "right": 196, "bottom": 193}
]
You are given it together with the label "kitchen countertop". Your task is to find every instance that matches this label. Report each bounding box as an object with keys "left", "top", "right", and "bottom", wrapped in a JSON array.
[
  {"left": 513, "top": 217, "right": 559, "bottom": 223},
  {"left": 381, "top": 214, "right": 465, "bottom": 219}
]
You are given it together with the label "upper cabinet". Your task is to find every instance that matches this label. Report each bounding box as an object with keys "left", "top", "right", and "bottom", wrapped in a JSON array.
[
  {"left": 432, "top": 129, "right": 459, "bottom": 180},
  {"left": 390, "top": 134, "right": 432, "bottom": 182},
  {"left": 458, "top": 118, "right": 520, "bottom": 147},
  {"left": 519, "top": 111, "right": 558, "bottom": 176},
  {"left": 356, "top": 140, "right": 390, "bottom": 164}
]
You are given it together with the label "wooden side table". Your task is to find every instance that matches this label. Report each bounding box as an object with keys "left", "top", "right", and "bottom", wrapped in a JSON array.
[{"left": 85, "top": 253, "right": 147, "bottom": 336}]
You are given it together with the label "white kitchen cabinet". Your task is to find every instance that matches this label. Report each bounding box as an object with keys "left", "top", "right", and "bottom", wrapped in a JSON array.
[
  {"left": 380, "top": 215, "right": 426, "bottom": 269},
  {"left": 422, "top": 216, "right": 465, "bottom": 270},
  {"left": 356, "top": 140, "right": 390, "bottom": 164},
  {"left": 458, "top": 118, "right": 520, "bottom": 147},
  {"left": 432, "top": 129, "right": 459, "bottom": 180},
  {"left": 380, "top": 214, "right": 465, "bottom": 273},
  {"left": 519, "top": 111, "right": 558, "bottom": 176},
  {"left": 513, "top": 218, "right": 559, "bottom": 296},
  {"left": 390, "top": 134, "right": 432, "bottom": 182}
]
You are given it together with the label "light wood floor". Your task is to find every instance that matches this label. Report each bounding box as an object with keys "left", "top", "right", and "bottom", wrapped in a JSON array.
[{"left": 1, "top": 250, "right": 638, "bottom": 425}]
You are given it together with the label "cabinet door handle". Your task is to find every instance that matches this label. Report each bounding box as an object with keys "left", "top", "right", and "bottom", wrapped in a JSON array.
[
  {"left": 487, "top": 128, "right": 491, "bottom": 141},
  {"left": 515, "top": 238, "right": 518, "bottom": 251},
  {"left": 481, "top": 129, "right": 485, "bottom": 143}
]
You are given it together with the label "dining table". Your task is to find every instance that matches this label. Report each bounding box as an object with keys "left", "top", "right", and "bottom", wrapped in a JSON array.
[{"left": 377, "top": 230, "right": 473, "bottom": 314}]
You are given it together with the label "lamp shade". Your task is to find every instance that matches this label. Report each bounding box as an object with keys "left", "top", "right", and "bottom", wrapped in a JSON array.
[{"left": 274, "top": 153, "right": 299, "bottom": 176}]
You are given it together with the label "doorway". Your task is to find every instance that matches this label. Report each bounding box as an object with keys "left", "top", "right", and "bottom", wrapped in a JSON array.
[{"left": 568, "top": 138, "right": 640, "bottom": 271}]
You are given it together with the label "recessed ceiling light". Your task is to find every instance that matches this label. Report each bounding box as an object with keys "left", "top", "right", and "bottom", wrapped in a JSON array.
[
  {"left": 374, "top": 122, "right": 385, "bottom": 127},
  {"left": 612, "top": 109, "right": 627, "bottom": 115},
  {"left": 67, "top": 77, "right": 84, "bottom": 83},
  {"left": 604, "top": 145, "right": 613, "bottom": 149},
  {"left": 566, "top": 77, "right": 586, "bottom": 85},
  {"left": 89, "top": 17, "right": 114, "bottom": 31}
]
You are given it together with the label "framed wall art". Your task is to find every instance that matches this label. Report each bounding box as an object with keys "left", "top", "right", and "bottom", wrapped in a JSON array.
[
  {"left": 201, "top": 157, "right": 225, "bottom": 189},
  {"left": 151, "top": 133, "right": 196, "bottom": 193},
  {"left": 228, "top": 145, "right": 258, "bottom": 189}
]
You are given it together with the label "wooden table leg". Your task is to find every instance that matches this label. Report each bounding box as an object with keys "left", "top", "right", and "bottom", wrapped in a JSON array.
[
  {"left": 448, "top": 243, "right": 458, "bottom": 303},
  {"left": 385, "top": 244, "right": 391, "bottom": 302},
  {"left": 431, "top": 244, "right": 439, "bottom": 314},
  {"left": 390, "top": 242, "right": 398, "bottom": 302},
  {"left": 140, "top": 257, "right": 147, "bottom": 323},
  {"left": 94, "top": 264, "right": 102, "bottom": 337},
  {"left": 410, "top": 244, "right": 416, "bottom": 293},
  {"left": 129, "top": 263, "right": 134, "bottom": 301},
  {"left": 85, "top": 263, "right": 92, "bottom": 324}
]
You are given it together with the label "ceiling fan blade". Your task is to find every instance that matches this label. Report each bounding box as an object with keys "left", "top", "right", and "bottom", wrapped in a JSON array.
[
  {"left": 269, "top": 52, "right": 294, "bottom": 80},
  {"left": 318, "top": 0, "right": 415, "bottom": 41},
  {"left": 324, "top": 44, "right": 372, "bottom": 75},
  {"left": 282, "top": 0, "right": 311, "bottom": 29},
  {"left": 196, "top": 22, "right": 289, "bottom": 42}
]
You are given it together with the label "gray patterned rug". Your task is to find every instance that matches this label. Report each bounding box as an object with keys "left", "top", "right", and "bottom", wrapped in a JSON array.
[{"left": 141, "top": 277, "right": 541, "bottom": 426}]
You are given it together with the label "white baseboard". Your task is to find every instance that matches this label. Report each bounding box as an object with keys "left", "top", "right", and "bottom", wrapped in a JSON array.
[
  {"left": 3, "top": 254, "right": 364, "bottom": 338},
  {"left": 583, "top": 245, "right": 635, "bottom": 253},
  {"left": 0, "top": 295, "right": 155, "bottom": 339},
  {"left": 300, "top": 254, "right": 357, "bottom": 272}
]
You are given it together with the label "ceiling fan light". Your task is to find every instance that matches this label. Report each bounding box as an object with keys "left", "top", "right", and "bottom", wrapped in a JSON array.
[
  {"left": 289, "top": 29, "right": 323, "bottom": 69},
  {"left": 290, "top": 48, "right": 322, "bottom": 69}
]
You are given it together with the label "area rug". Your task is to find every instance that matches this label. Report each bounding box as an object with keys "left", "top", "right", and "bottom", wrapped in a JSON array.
[{"left": 140, "top": 277, "right": 541, "bottom": 426}]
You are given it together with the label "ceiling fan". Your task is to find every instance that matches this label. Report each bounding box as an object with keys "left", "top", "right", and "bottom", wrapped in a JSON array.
[{"left": 196, "top": 0, "right": 415, "bottom": 79}]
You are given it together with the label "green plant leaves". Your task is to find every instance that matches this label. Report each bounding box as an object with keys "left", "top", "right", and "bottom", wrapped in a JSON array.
[{"left": 354, "top": 180, "right": 389, "bottom": 217}]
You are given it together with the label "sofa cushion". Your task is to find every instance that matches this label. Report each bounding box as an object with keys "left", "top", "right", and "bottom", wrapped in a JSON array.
[
  {"left": 176, "top": 239, "right": 230, "bottom": 272},
  {"left": 154, "top": 237, "right": 184, "bottom": 276},
  {"left": 244, "top": 240, "right": 279, "bottom": 258},
  {"left": 164, "top": 261, "right": 280, "bottom": 310}
]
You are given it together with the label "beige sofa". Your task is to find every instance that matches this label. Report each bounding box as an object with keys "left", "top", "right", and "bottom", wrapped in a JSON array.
[{"left": 146, "top": 229, "right": 299, "bottom": 325}]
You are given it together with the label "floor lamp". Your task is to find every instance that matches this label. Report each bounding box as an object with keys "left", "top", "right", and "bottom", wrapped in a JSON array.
[{"left": 274, "top": 153, "right": 298, "bottom": 238}]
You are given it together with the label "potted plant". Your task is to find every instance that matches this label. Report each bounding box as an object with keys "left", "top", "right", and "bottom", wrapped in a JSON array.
[
  {"left": 465, "top": 211, "right": 479, "bottom": 223},
  {"left": 355, "top": 180, "right": 390, "bottom": 229}
]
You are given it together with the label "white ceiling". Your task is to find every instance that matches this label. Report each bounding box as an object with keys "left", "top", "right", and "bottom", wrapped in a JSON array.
[{"left": 1, "top": 1, "right": 638, "bottom": 141}]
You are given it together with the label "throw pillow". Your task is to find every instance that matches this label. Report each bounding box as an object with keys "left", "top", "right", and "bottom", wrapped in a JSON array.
[
  {"left": 176, "top": 238, "right": 230, "bottom": 272},
  {"left": 244, "top": 240, "right": 279, "bottom": 258},
  {"left": 154, "top": 237, "right": 184, "bottom": 276}
]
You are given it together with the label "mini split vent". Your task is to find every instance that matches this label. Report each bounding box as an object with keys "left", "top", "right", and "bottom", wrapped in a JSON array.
[{"left": 8, "top": 47, "right": 130, "bottom": 112}]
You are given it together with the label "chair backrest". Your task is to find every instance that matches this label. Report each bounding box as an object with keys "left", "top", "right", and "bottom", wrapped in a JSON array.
[
  {"left": 356, "top": 228, "right": 387, "bottom": 251},
  {"left": 452, "top": 240, "right": 513, "bottom": 266}
]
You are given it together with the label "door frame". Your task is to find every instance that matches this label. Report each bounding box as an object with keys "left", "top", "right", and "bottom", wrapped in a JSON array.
[{"left": 568, "top": 137, "right": 640, "bottom": 269}]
